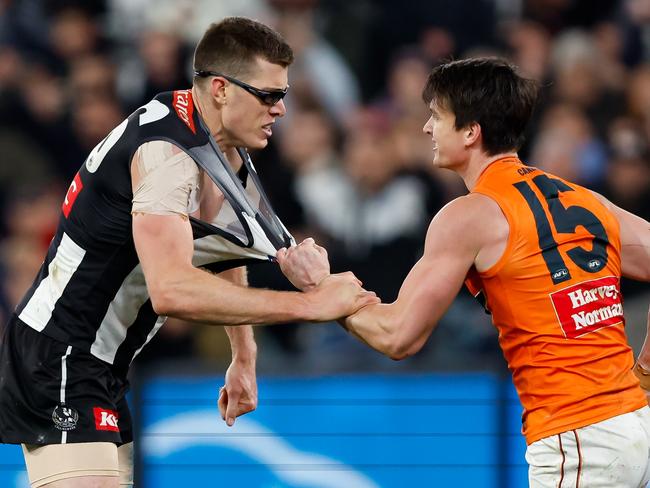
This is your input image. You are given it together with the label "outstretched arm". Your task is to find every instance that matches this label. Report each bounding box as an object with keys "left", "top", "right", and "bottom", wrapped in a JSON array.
[
  {"left": 134, "top": 212, "right": 310, "bottom": 323},
  {"left": 344, "top": 194, "right": 500, "bottom": 359},
  {"left": 133, "top": 213, "right": 377, "bottom": 324},
  {"left": 131, "top": 141, "right": 377, "bottom": 325}
]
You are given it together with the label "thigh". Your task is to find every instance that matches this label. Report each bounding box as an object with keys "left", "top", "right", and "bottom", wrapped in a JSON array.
[
  {"left": 526, "top": 434, "right": 565, "bottom": 488},
  {"left": 630, "top": 407, "right": 650, "bottom": 487},
  {"left": 0, "top": 321, "right": 131, "bottom": 445},
  {"left": 40, "top": 476, "right": 118, "bottom": 488},
  {"left": 527, "top": 410, "right": 650, "bottom": 488},
  {"left": 577, "top": 409, "right": 650, "bottom": 488},
  {"left": 0, "top": 320, "right": 73, "bottom": 444},
  {"left": 22, "top": 442, "right": 119, "bottom": 488}
]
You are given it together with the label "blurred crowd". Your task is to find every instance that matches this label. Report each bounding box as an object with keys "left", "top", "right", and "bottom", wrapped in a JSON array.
[{"left": 1, "top": 0, "right": 649, "bottom": 374}]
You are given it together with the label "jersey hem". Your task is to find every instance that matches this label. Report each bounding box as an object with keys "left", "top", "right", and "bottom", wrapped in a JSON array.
[{"left": 523, "top": 399, "right": 648, "bottom": 445}]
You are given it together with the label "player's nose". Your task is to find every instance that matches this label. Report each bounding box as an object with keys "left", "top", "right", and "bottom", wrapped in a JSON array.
[{"left": 271, "top": 99, "right": 287, "bottom": 117}]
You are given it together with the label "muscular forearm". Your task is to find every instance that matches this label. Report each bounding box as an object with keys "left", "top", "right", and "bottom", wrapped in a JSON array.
[
  {"left": 219, "top": 267, "right": 257, "bottom": 360},
  {"left": 345, "top": 303, "right": 413, "bottom": 360},
  {"left": 345, "top": 281, "right": 450, "bottom": 361},
  {"left": 225, "top": 325, "right": 257, "bottom": 361},
  {"left": 152, "top": 266, "right": 312, "bottom": 325}
]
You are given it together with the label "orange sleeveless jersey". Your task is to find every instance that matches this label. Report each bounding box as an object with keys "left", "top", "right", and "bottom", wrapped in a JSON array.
[{"left": 465, "top": 157, "right": 646, "bottom": 444}]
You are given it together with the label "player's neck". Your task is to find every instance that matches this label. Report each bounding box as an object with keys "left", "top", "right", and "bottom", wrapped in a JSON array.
[
  {"left": 459, "top": 151, "right": 519, "bottom": 190},
  {"left": 191, "top": 85, "right": 239, "bottom": 164}
]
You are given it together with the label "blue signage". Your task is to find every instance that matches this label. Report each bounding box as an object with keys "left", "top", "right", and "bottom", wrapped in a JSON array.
[{"left": 0, "top": 373, "right": 528, "bottom": 487}]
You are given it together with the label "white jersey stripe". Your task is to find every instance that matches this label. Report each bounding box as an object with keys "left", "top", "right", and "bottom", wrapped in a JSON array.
[
  {"left": 60, "top": 345, "right": 72, "bottom": 404},
  {"left": 19, "top": 233, "right": 86, "bottom": 332},
  {"left": 60, "top": 345, "right": 73, "bottom": 444},
  {"left": 132, "top": 316, "right": 167, "bottom": 361},
  {"left": 90, "top": 265, "right": 149, "bottom": 364}
]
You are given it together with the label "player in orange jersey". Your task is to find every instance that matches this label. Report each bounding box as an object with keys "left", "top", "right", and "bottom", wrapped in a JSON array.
[{"left": 279, "top": 58, "right": 650, "bottom": 487}]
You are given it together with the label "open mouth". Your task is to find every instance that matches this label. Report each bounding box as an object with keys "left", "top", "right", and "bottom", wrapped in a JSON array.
[{"left": 262, "top": 123, "right": 273, "bottom": 137}]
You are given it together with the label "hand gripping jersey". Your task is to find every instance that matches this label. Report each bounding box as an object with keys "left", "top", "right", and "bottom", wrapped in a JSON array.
[
  {"left": 13, "top": 90, "right": 293, "bottom": 376},
  {"left": 465, "top": 157, "right": 646, "bottom": 444}
]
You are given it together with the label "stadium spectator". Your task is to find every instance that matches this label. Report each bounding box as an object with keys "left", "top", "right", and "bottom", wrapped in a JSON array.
[
  {"left": 269, "top": 0, "right": 361, "bottom": 126},
  {"left": 529, "top": 103, "right": 608, "bottom": 185}
]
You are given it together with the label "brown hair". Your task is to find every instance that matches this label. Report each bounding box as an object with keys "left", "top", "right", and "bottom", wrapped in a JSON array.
[
  {"left": 193, "top": 17, "right": 294, "bottom": 85},
  {"left": 422, "top": 58, "right": 539, "bottom": 155}
]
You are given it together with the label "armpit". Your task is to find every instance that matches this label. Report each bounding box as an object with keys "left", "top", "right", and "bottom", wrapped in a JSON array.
[{"left": 131, "top": 140, "right": 200, "bottom": 217}]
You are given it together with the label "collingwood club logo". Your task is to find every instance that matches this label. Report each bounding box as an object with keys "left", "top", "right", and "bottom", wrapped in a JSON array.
[{"left": 52, "top": 404, "right": 79, "bottom": 431}]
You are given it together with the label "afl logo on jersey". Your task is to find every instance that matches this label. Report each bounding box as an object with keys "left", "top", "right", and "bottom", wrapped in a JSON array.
[
  {"left": 52, "top": 404, "right": 79, "bottom": 431},
  {"left": 588, "top": 259, "right": 602, "bottom": 270},
  {"left": 552, "top": 268, "right": 569, "bottom": 280}
]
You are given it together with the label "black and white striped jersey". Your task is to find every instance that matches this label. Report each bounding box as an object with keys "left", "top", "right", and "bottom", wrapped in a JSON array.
[{"left": 13, "top": 90, "right": 293, "bottom": 376}]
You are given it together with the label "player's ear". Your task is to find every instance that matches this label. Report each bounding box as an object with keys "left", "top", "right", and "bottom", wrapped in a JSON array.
[
  {"left": 464, "top": 121, "right": 481, "bottom": 147},
  {"left": 210, "top": 77, "right": 228, "bottom": 105}
]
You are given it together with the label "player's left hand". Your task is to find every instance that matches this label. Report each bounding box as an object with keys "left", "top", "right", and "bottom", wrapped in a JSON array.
[
  {"left": 218, "top": 357, "right": 258, "bottom": 427},
  {"left": 277, "top": 237, "right": 330, "bottom": 291}
]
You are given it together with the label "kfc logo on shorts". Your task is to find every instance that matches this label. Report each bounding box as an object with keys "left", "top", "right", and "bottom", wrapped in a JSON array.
[
  {"left": 172, "top": 90, "right": 196, "bottom": 134},
  {"left": 93, "top": 407, "right": 119, "bottom": 432},
  {"left": 550, "top": 276, "right": 624, "bottom": 339}
]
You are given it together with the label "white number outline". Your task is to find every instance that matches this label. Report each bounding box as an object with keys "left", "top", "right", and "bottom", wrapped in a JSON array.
[{"left": 85, "top": 100, "right": 170, "bottom": 174}]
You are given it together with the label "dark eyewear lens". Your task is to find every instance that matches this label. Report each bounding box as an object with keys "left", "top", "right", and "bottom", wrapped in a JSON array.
[{"left": 194, "top": 70, "right": 288, "bottom": 106}]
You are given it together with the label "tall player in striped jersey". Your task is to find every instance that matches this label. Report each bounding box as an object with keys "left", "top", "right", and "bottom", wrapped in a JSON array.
[
  {"left": 279, "top": 58, "right": 650, "bottom": 487},
  {"left": 0, "top": 17, "right": 377, "bottom": 488}
]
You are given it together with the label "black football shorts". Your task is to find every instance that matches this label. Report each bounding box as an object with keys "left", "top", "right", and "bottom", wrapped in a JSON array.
[{"left": 0, "top": 317, "right": 132, "bottom": 446}]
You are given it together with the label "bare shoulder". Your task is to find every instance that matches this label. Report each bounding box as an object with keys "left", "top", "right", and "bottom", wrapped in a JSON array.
[
  {"left": 131, "top": 140, "right": 192, "bottom": 170},
  {"left": 588, "top": 189, "right": 614, "bottom": 210},
  {"left": 134, "top": 139, "right": 186, "bottom": 157},
  {"left": 430, "top": 193, "right": 506, "bottom": 234},
  {"left": 426, "top": 194, "right": 506, "bottom": 248},
  {"left": 423, "top": 193, "right": 509, "bottom": 270}
]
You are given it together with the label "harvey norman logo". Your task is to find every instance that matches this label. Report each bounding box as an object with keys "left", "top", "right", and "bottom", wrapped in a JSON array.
[{"left": 550, "top": 276, "right": 623, "bottom": 339}]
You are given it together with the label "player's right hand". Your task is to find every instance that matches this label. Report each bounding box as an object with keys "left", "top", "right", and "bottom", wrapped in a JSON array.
[
  {"left": 305, "top": 272, "right": 380, "bottom": 321},
  {"left": 276, "top": 237, "right": 330, "bottom": 291}
]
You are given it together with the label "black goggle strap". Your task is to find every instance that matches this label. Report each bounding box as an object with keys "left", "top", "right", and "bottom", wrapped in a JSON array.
[
  {"left": 237, "top": 147, "right": 294, "bottom": 248},
  {"left": 186, "top": 115, "right": 291, "bottom": 251}
]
